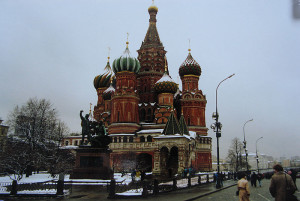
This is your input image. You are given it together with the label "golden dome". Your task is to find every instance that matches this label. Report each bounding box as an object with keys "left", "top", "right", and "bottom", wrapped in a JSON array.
[{"left": 148, "top": 5, "right": 158, "bottom": 13}]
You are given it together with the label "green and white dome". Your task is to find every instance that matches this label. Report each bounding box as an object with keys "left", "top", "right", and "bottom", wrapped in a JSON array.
[{"left": 112, "top": 42, "right": 141, "bottom": 74}]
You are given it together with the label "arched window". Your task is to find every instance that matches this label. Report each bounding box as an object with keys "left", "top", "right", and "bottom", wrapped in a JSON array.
[
  {"left": 65, "top": 141, "right": 69, "bottom": 146},
  {"left": 114, "top": 137, "right": 117, "bottom": 143},
  {"left": 147, "top": 135, "right": 152, "bottom": 142},
  {"left": 140, "top": 136, "right": 145, "bottom": 142},
  {"left": 129, "top": 136, "right": 134, "bottom": 142},
  {"left": 119, "top": 137, "right": 122, "bottom": 143},
  {"left": 75, "top": 141, "right": 78, "bottom": 146},
  {"left": 123, "top": 136, "right": 128, "bottom": 143}
]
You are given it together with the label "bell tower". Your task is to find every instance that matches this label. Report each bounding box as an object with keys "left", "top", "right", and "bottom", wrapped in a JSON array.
[{"left": 137, "top": 2, "right": 167, "bottom": 123}]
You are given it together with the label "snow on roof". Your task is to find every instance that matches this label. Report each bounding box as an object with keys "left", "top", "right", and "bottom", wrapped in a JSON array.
[
  {"left": 189, "top": 131, "right": 197, "bottom": 139},
  {"left": 154, "top": 134, "right": 184, "bottom": 139},
  {"left": 136, "top": 129, "right": 163, "bottom": 134},
  {"left": 155, "top": 73, "right": 176, "bottom": 84},
  {"left": 104, "top": 84, "right": 115, "bottom": 93}
]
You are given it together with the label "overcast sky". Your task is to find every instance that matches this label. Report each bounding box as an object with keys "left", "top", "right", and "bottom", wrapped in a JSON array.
[{"left": 1, "top": 0, "right": 300, "bottom": 159}]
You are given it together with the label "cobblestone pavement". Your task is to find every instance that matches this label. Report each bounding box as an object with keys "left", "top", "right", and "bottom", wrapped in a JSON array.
[{"left": 192, "top": 179, "right": 300, "bottom": 201}]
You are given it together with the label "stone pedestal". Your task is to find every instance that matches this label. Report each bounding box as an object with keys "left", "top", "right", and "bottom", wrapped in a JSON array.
[{"left": 70, "top": 147, "right": 113, "bottom": 179}]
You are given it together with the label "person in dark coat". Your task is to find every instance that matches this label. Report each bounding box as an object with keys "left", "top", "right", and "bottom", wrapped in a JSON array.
[
  {"left": 257, "top": 173, "right": 262, "bottom": 187},
  {"left": 250, "top": 172, "right": 257, "bottom": 187},
  {"left": 269, "top": 164, "right": 296, "bottom": 201}
]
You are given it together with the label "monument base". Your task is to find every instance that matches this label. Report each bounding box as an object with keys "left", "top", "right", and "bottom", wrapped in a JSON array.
[{"left": 70, "top": 147, "right": 113, "bottom": 179}]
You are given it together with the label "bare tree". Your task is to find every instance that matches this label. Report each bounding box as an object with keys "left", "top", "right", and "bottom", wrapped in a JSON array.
[
  {"left": 1, "top": 97, "right": 74, "bottom": 179},
  {"left": 226, "top": 137, "right": 246, "bottom": 172}
]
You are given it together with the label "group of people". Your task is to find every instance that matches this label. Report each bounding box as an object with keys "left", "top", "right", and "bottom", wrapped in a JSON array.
[
  {"left": 182, "top": 167, "right": 195, "bottom": 178},
  {"left": 250, "top": 172, "right": 263, "bottom": 187},
  {"left": 237, "top": 164, "right": 298, "bottom": 201}
]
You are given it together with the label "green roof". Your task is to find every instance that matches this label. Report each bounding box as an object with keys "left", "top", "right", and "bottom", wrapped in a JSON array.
[
  {"left": 162, "top": 112, "right": 182, "bottom": 135},
  {"left": 179, "top": 115, "right": 189, "bottom": 135}
]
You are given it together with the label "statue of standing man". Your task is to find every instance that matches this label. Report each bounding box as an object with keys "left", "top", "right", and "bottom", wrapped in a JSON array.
[{"left": 80, "top": 110, "right": 91, "bottom": 145}]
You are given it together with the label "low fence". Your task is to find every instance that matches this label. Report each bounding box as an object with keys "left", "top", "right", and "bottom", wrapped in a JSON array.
[
  {"left": 108, "top": 172, "right": 226, "bottom": 198},
  {"left": 0, "top": 180, "right": 71, "bottom": 196}
]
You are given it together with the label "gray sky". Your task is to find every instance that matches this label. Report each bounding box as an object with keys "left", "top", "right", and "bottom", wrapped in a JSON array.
[{"left": 1, "top": 0, "right": 300, "bottom": 159}]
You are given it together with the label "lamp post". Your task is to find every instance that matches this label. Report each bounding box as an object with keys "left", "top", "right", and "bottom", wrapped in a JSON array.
[
  {"left": 256, "top": 137, "right": 263, "bottom": 173},
  {"left": 243, "top": 119, "right": 253, "bottom": 173},
  {"left": 211, "top": 73, "right": 235, "bottom": 189}
]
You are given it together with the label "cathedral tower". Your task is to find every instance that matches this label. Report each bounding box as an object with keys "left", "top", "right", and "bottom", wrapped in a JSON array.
[
  {"left": 93, "top": 56, "right": 114, "bottom": 122},
  {"left": 137, "top": 3, "right": 167, "bottom": 123},
  {"left": 179, "top": 49, "right": 208, "bottom": 136},
  {"left": 108, "top": 40, "right": 141, "bottom": 134}
]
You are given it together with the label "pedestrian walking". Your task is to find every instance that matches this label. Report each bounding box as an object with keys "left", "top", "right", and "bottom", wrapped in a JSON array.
[
  {"left": 237, "top": 172, "right": 250, "bottom": 201},
  {"left": 257, "top": 173, "right": 262, "bottom": 187},
  {"left": 250, "top": 172, "right": 257, "bottom": 187},
  {"left": 269, "top": 164, "right": 297, "bottom": 201}
]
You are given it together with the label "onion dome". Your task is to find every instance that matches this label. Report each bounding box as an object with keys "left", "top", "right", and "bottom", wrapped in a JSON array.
[
  {"left": 179, "top": 49, "right": 201, "bottom": 77},
  {"left": 103, "top": 82, "right": 115, "bottom": 100},
  {"left": 112, "top": 41, "right": 141, "bottom": 74},
  {"left": 154, "top": 58, "right": 178, "bottom": 94},
  {"left": 93, "top": 57, "right": 115, "bottom": 89},
  {"left": 148, "top": 3, "right": 158, "bottom": 13}
]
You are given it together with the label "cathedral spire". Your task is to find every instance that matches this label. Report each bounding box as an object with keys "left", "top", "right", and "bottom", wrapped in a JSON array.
[{"left": 140, "top": 2, "right": 162, "bottom": 48}]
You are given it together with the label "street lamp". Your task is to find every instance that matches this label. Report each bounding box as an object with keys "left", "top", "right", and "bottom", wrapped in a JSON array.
[
  {"left": 243, "top": 119, "right": 253, "bottom": 173},
  {"left": 211, "top": 73, "right": 235, "bottom": 189},
  {"left": 256, "top": 137, "right": 263, "bottom": 173}
]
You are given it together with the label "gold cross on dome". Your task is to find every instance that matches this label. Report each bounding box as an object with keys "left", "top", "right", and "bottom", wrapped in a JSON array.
[
  {"left": 107, "top": 47, "right": 111, "bottom": 60},
  {"left": 126, "top": 32, "right": 129, "bottom": 47}
]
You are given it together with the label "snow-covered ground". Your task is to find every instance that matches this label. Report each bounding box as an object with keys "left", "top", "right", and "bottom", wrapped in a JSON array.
[{"left": 0, "top": 172, "right": 217, "bottom": 196}]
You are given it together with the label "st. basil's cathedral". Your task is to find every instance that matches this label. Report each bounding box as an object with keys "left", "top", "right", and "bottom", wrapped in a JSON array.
[{"left": 92, "top": 3, "right": 212, "bottom": 176}]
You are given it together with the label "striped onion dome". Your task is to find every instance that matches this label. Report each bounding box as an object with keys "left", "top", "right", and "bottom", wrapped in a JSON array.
[
  {"left": 93, "top": 59, "right": 115, "bottom": 89},
  {"left": 154, "top": 72, "right": 178, "bottom": 94},
  {"left": 112, "top": 42, "right": 141, "bottom": 74},
  {"left": 179, "top": 50, "right": 201, "bottom": 77}
]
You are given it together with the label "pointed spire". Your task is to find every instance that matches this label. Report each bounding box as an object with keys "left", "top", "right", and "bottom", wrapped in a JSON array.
[
  {"left": 122, "top": 32, "right": 131, "bottom": 57},
  {"left": 162, "top": 112, "right": 182, "bottom": 135},
  {"left": 188, "top": 38, "right": 191, "bottom": 53},
  {"left": 179, "top": 114, "right": 189, "bottom": 135},
  {"left": 126, "top": 32, "right": 129, "bottom": 48},
  {"left": 104, "top": 47, "right": 112, "bottom": 73},
  {"left": 140, "top": 2, "right": 162, "bottom": 48}
]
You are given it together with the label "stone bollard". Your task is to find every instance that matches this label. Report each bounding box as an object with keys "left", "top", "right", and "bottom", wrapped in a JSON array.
[
  {"left": 108, "top": 179, "right": 116, "bottom": 198},
  {"left": 153, "top": 179, "right": 159, "bottom": 195},
  {"left": 188, "top": 176, "right": 191, "bottom": 187},
  {"left": 172, "top": 177, "right": 177, "bottom": 190},
  {"left": 206, "top": 174, "right": 209, "bottom": 183},
  {"left": 142, "top": 181, "right": 148, "bottom": 198},
  {"left": 57, "top": 173, "right": 65, "bottom": 196},
  {"left": 10, "top": 180, "right": 17, "bottom": 195}
]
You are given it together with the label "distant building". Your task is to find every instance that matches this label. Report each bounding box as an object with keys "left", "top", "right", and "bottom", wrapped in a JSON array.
[
  {"left": 61, "top": 135, "right": 87, "bottom": 147},
  {"left": 282, "top": 159, "right": 291, "bottom": 168},
  {"left": 243, "top": 152, "right": 269, "bottom": 171}
]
